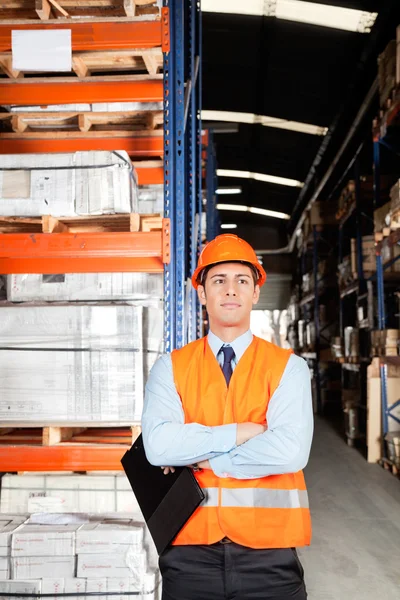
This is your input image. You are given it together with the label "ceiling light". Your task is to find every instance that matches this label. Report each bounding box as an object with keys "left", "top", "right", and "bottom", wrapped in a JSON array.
[
  {"left": 221, "top": 223, "right": 238, "bottom": 229},
  {"left": 216, "top": 187, "right": 242, "bottom": 195},
  {"left": 217, "top": 204, "right": 290, "bottom": 220},
  {"left": 217, "top": 169, "right": 303, "bottom": 189},
  {"left": 249, "top": 206, "right": 290, "bottom": 220},
  {"left": 202, "top": 0, "right": 378, "bottom": 33},
  {"left": 217, "top": 204, "right": 247, "bottom": 211},
  {"left": 202, "top": 110, "right": 327, "bottom": 136}
]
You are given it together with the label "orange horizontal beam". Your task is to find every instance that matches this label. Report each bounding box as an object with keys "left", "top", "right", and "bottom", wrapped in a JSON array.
[
  {"left": 0, "top": 78, "right": 163, "bottom": 106},
  {"left": 0, "top": 445, "right": 125, "bottom": 471},
  {"left": 0, "top": 136, "right": 163, "bottom": 158},
  {"left": 134, "top": 163, "right": 164, "bottom": 185},
  {"left": 0, "top": 21, "right": 162, "bottom": 53},
  {"left": 0, "top": 229, "right": 169, "bottom": 274}
]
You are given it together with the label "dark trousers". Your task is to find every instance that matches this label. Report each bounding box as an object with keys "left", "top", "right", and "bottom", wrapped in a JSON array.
[{"left": 160, "top": 541, "right": 307, "bottom": 600}]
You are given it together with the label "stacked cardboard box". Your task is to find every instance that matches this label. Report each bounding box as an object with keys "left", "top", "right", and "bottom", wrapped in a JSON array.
[
  {"left": 0, "top": 151, "right": 138, "bottom": 217},
  {"left": 0, "top": 305, "right": 145, "bottom": 422},
  {"left": 6, "top": 273, "right": 163, "bottom": 303},
  {"left": 381, "top": 236, "right": 400, "bottom": 272},
  {"left": 374, "top": 201, "right": 391, "bottom": 233},
  {"left": 0, "top": 515, "right": 160, "bottom": 599},
  {"left": 350, "top": 235, "right": 376, "bottom": 276},
  {"left": 0, "top": 474, "right": 140, "bottom": 515}
]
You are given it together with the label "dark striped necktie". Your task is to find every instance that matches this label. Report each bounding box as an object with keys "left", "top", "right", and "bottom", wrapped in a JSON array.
[{"left": 221, "top": 345, "right": 235, "bottom": 385}]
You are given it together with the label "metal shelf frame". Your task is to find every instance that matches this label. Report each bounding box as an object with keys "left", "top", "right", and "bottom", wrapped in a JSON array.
[
  {"left": 374, "top": 138, "right": 400, "bottom": 441},
  {"left": 163, "top": 0, "right": 202, "bottom": 351},
  {"left": 0, "top": 3, "right": 203, "bottom": 470},
  {"left": 205, "top": 129, "right": 220, "bottom": 241}
]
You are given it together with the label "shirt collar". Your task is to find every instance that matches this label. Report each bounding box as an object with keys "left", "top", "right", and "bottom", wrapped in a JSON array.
[{"left": 207, "top": 329, "right": 253, "bottom": 363}]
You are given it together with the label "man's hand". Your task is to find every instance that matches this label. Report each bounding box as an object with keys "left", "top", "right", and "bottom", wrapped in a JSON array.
[
  {"left": 161, "top": 466, "right": 175, "bottom": 475},
  {"left": 196, "top": 460, "right": 210, "bottom": 470},
  {"left": 236, "top": 422, "right": 267, "bottom": 446}
]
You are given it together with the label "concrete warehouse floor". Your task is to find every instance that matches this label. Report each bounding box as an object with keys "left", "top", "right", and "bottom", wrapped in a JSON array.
[{"left": 300, "top": 417, "right": 400, "bottom": 599}]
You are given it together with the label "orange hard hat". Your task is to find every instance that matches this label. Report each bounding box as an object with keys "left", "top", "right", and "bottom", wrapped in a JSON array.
[{"left": 192, "top": 234, "right": 267, "bottom": 289}]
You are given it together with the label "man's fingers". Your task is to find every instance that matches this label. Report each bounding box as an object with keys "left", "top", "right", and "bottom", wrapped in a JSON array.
[{"left": 161, "top": 466, "right": 175, "bottom": 475}]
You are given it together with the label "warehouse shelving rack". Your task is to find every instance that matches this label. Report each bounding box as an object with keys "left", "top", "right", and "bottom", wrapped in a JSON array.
[
  {"left": 373, "top": 96, "right": 400, "bottom": 456},
  {"left": 0, "top": 0, "right": 203, "bottom": 471},
  {"left": 337, "top": 156, "right": 373, "bottom": 446},
  {"left": 298, "top": 226, "right": 339, "bottom": 415}
]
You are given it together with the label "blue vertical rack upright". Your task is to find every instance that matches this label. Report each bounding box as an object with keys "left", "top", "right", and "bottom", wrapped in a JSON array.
[
  {"left": 163, "top": 0, "right": 202, "bottom": 350},
  {"left": 206, "top": 129, "right": 220, "bottom": 241},
  {"left": 373, "top": 114, "right": 400, "bottom": 451}
]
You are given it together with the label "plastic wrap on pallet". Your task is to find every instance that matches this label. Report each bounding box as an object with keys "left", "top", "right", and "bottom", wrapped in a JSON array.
[
  {"left": 0, "top": 305, "right": 144, "bottom": 422},
  {"left": 137, "top": 185, "right": 164, "bottom": 215},
  {"left": 0, "top": 516, "right": 28, "bottom": 557},
  {"left": 0, "top": 475, "right": 141, "bottom": 516},
  {"left": 143, "top": 307, "right": 164, "bottom": 380},
  {"left": 0, "top": 151, "right": 137, "bottom": 217},
  {"left": 6, "top": 273, "right": 163, "bottom": 303}
]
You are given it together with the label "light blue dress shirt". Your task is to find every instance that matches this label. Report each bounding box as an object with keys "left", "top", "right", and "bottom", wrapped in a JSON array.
[{"left": 141, "top": 330, "right": 314, "bottom": 479}]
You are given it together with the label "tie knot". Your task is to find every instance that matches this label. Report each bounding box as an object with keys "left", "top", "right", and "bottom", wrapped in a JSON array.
[{"left": 221, "top": 345, "right": 235, "bottom": 364}]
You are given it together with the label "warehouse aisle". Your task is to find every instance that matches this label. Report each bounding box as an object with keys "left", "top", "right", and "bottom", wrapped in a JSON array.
[{"left": 300, "top": 417, "right": 400, "bottom": 599}]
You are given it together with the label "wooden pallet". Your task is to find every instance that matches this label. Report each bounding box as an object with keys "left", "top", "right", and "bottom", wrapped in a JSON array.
[
  {"left": 380, "top": 458, "right": 400, "bottom": 478},
  {"left": 0, "top": 424, "right": 141, "bottom": 447},
  {"left": 0, "top": 110, "right": 163, "bottom": 133},
  {"left": 0, "top": 48, "right": 163, "bottom": 79},
  {"left": 0, "top": 1, "right": 159, "bottom": 21},
  {"left": 0, "top": 212, "right": 163, "bottom": 233}
]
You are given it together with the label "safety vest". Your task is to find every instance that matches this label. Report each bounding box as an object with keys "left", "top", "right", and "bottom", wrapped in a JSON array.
[{"left": 170, "top": 335, "right": 311, "bottom": 549}]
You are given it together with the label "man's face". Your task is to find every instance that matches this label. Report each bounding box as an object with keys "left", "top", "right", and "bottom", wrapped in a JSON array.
[{"left": 197, "top": 262, "right": 260, "bottom": 328}]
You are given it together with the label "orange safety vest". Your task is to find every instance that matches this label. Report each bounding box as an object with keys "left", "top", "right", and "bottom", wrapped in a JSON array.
[{"left": 170, "top": 335, "right": 311, "bottom": 549}]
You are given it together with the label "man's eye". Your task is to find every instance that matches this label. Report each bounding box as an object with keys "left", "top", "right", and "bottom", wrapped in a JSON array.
[
  {"left": 238, "top": 279, "right": 248, "bottom": 284},
  {"left": 214, "top": 279, "right": 224, "bottom": 284}
]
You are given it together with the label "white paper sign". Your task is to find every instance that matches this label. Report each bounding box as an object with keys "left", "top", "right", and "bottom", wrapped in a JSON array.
[{"left": 12, "top": 29, "right": 72, "bottom": 72}]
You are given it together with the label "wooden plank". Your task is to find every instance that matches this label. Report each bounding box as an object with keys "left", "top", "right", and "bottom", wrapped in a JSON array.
[
  {"left": 123, "top": 0, "right": 136, "bottom": 17},
  {"left": 130, "top": 213, "right": 140, "bottom": 231},
  {"left": 78, "top": 113, "right": 92, "bottom": 133},
  {"left": 10, "top": 115, "right": 28, "bottom": 133},
  {"left": 48, "top": 0, "right": 70, "bottom": 17},
  {"left": 43, "top": 426, "right": 87, "bottom": 446},
  {"left": 142, "top": 50, "right": 159, "bottom": 76},
  {"left": 42, "top": 216, "right": 69, "bottom": 233},
  {"left": 0, "top": 56, "right": 21, "bottom": 79},
  {"left": 72, "top": 56, "right": 90, "bottom": 78},
  {"left": 35, "top": 0, "right": 52, "bottom": 19}
]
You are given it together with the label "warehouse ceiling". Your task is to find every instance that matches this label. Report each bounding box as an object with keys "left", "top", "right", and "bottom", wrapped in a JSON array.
[{"left": 202, "top": 0, "right": 400, "bottom": 260}]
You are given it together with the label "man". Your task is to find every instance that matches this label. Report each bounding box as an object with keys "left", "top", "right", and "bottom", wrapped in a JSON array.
[{"left": 142, "top": 234, "right": 313, "bottom": 600}]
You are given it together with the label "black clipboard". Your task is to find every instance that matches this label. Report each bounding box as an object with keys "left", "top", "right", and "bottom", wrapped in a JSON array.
[{"left": 121, "top": 434, "right": 205, "bottom": 554}]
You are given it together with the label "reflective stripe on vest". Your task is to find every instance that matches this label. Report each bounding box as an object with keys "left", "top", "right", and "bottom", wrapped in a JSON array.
[{"left": 201, "top": 487, "right": 309, "bottom": 509}]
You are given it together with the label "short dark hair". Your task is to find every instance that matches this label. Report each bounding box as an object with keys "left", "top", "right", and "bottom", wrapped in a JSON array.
[{"left": 199, "top": 261, "right": 259, "bottom": 287}]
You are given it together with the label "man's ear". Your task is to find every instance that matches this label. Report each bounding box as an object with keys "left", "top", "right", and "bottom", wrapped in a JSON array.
[
  {"left": 252, "top": 284, "right": 260, "bottom": 305},
  {"left": 197, "top": 284, "right": 207, "bottom": 306}
]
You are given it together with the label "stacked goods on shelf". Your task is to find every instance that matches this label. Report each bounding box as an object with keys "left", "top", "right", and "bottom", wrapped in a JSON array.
[
  {"left": 0, "top": 305, "right": 163, "bottom": 423},
  {"left": 0, "top": 474, "right": 139, "bottom": 515},
  {"left": 344, "top": 327, "right": 359, "bottom": 361},
  {"left": 378, "top": 39, "right": 397, "bottom": 107},
  {"left": 0, "top": 1, "right": 162, "bottom": 19},
  {"left": 370, "top": 329, "right": 400, "bottom": 357},
  {"left": 5, "top": 273, "right": 163, "bottom": 303},
  {"left": 350, "top": 235, "right": 376, "bottom": 276},
  {"left": 0, "top": 514, "right": 160, "bottom": 599},
  {"left": 380, "top": 236, "right": 400, "bottom": 271},
  {"left": 0, "top": 152, "right": 138, "bottom": 217},
  {"left": 374, "top": 201, "right": 392, "bottom": 237},
  {"left": 367, "top": 358, "right": 400, "bottom": 464},
  {"left": 338, "top": 256, "right": 353, "bottom": 290}
]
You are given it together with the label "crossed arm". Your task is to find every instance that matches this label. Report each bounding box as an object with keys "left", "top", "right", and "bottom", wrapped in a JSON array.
[{"left": 141, "top": 353, "right": 314, "bottom": 480}]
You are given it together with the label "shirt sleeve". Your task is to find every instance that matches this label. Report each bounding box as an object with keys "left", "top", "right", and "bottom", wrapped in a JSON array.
[
  {"left": 141, "top": 353, "right": 237, "bottom": 467},
  {"left": 209, "top": 354, "right": 314, "bottom": 479}
]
